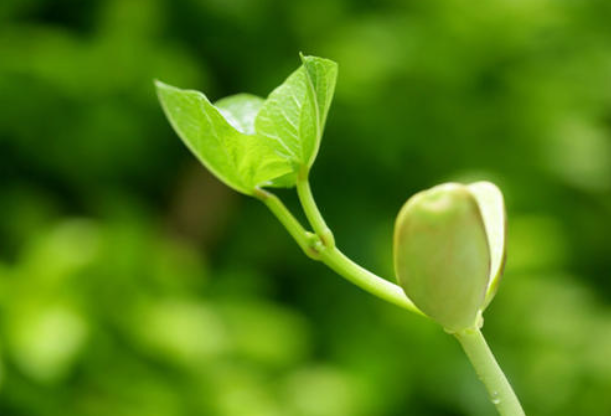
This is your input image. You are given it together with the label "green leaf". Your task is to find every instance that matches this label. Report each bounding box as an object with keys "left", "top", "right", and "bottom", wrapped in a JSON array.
[
  {"left": 394, "top": 184, "right": 491, "bottom": 332},
  {"left": 467, "top": 181, "right": 506, "bottom": 308},
  {"left": 255, "top": 55, "right": 338, "bottom": 179},
  {"left": 301, "top": 54, "right": 338, "bottom": 136},
  {"left": 155, "top": 55, "right": 338, "bottom": 194},
  {"left": 215, "top": 94, "right": 264, "bottom": 135},
  {"left": 155, "top": 81, "right": 292, "bottom": 195}
]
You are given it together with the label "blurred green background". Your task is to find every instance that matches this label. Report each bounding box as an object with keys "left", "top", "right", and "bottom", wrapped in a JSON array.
[{"left": 1, "top": 0, "right": 611, "bottom": 415}]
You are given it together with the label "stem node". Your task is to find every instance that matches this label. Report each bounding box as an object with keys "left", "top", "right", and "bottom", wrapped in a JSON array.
[{"left": 296, "top": 177, "right": 336, "bottom": 250}]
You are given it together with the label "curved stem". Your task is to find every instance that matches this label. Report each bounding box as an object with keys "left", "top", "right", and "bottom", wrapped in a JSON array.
[
  {"left": 260, "top": 188, "right": 524, "bottom": 414},
  {"left": 318, "top": 247, "right": 424, "bottom": 315},
  {"left": 260, "top": 187, "right": 524, "bottom": 415},
  {"left": 257, "top": 189, "right": 422, "bottom": 315},
  {"left": 296, "top": 176, "right": 335, "bottom": 248},
  {"left": 454, "top": 327, "right": 525, "bottom": 416},
  {"left": 255, "top": 188, "right": 319, "bottom": 259}
]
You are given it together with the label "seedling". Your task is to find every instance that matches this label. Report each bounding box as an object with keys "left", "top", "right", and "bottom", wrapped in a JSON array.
[{"left": 156, "top": 54, "right": 525, "bottom": 416}]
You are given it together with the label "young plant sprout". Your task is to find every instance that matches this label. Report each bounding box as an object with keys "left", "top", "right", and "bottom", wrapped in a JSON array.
[{"left": 156, "top": 54, "right": 525, "bottom": 416}]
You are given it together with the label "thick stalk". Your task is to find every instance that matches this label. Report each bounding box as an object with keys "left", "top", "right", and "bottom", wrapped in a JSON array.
[{"left": 454, "top": 327, "right": 525, "bottom": 416}]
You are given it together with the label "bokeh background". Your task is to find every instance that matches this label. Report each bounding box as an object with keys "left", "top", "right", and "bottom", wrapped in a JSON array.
[{"left": 1, "top": 0, "right": 611, "bottom": 415}]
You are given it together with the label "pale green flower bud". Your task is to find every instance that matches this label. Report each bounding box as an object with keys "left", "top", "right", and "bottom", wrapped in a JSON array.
[{"left": 393, "top": 182, "right": 506, "bottom": 332}]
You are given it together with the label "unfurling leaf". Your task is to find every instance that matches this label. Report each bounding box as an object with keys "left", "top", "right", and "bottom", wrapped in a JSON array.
[
  {"left": 255, "top": 55, "right": 337, "bottom": 177},
  {"left": 155, "top": 55, "right": 338, "bottom": 194},
  {"left": 155, "top": 82, "right": 292, "bottom": 195},
  {"left": 215, "top": 94, "right": 264, "bottom": 136}
]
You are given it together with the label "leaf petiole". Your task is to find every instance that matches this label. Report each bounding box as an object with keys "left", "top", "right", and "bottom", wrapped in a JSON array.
[
  {"left": 296, "top": 173, "right": 335, "bottom": 248},
  {"left": 256, "top": 187, "right": 423, "bottom": 315},
  {"left": 255, "top": 188, "right": 321, "bottom": 260}
]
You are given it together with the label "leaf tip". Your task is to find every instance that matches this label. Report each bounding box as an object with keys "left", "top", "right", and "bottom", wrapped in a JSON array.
[
  {"left": 154, "top": 80, "right": 175, "bottom": 102},
  {"left": 153, "top": 79, "right": 167, "bottom": 89}
]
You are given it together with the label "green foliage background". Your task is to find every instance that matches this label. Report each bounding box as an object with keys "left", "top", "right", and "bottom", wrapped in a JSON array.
[{"left": 1, "top": 0, "right": 611, "bottom": 415}]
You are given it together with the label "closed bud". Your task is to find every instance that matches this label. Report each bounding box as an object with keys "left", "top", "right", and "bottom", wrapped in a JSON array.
[{"left": 393, "top": 182, "right": 506, "bottom": 332}]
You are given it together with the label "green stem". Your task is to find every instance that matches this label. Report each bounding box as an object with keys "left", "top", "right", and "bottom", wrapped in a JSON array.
[
  {"left": 318, "top": 247, "right": 423, "bottom": 315},
  {"left": 454, "top": 327, "right": 525, "bottom": 416},
  {"left": 261, "top": 186, "right": 523, "bottom": 415},
  {"left": 257, "top": 188, "right": 422, "bottom": 315},
  {"left": 255, "top": 188, "right": 320, "bottom": 260},
  {"left": 260, "top": 187, "right": 524, "bottom": 414},
  {"left": 296, "top": 175, "right": 335, "bottom": 248}
]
